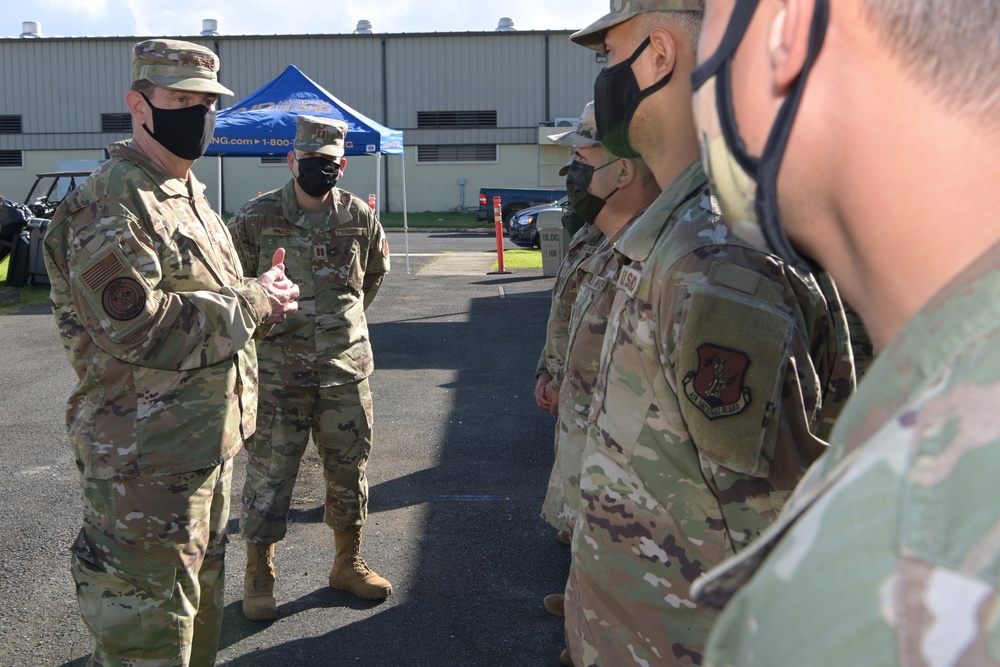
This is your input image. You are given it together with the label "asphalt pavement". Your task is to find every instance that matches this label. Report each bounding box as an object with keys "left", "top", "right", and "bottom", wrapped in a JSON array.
[{"left": 0, "top": 230, "right": 570, "bottom": 667}]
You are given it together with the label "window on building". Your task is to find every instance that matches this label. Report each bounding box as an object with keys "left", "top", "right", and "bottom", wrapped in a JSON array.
[
  {"left": 0, "top": 150, "right": 24, "bottom": 168},
  {"left": 100, "top": 113, "right": 132, "bottom": 133},
  {"left": 417, "top": 111, "right": 497, "bottom": 129},
  {"left": 0, "top": 115, "right": 23, "bottom": 134},
  {"left": 417, "top": 145, "right": 498, "bottom": 163}
]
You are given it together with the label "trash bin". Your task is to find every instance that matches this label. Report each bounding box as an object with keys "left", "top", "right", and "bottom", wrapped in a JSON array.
[
  {"left": 6, "top": 226, "right": 31, "bottom": 287},
  {"left": 26, "top": 217, "right": 50, "bottom": 286},
  {"left": 537, "top": 209, "right": 568, "bottom": 277}
]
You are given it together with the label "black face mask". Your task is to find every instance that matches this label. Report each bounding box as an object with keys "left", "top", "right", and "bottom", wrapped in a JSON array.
[
  {"left": 140, "top": 92, "right": 216, "bottom": 160},
  {"left": 561, "top": 210, "right": 587, "bottom": 236},
  {"left": 295, "top": 156, "right": 341, "bottom": 198},
  {"left": 690, "top": 0, "right": 830, "bottom": 272},
  {"left": 565, "top": 158, "right": 621, "bottom": 225},
  {"left": 593, "top": 36, "right": 674, "bottom": 159}
]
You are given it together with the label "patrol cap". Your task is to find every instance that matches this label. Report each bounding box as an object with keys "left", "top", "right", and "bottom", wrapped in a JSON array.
[
  {"left": 548, "top": 102, "right": 602, "bottom": 148},
  {"left": 132, "top": 39, "right": 234, "bottom": 96},
  {"left": 571, "top": 0, "right": 705, "bottom": 51},
  {"left": 294, "top": 115, "right": 348, "bottom": 158}
]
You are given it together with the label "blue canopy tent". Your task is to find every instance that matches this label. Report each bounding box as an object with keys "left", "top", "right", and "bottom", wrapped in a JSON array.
[{"left": 206, "top": 64, "right": 411, "bottom": 270}]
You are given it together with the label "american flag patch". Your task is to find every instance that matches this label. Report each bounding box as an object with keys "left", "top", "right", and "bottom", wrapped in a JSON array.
[{"left": 81, "top": 252, "right": 125, "bottom": 292}]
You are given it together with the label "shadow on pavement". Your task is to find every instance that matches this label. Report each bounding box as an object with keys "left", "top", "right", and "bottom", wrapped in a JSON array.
[{"left": 216, "top": 288, "right": 571, "bottom": 666}]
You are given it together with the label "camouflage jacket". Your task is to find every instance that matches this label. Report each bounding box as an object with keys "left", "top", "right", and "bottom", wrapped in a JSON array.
[
  {"left": 694, "top": 241, "right": 1000, "bottom": 667},
  {"left": 535, "top": 224, "right": 605, "bottom": 387},
  {"left": 229, "top": 180, "right": 389, "bottom": 387},
  {"left": 541, "top": 220, "right": 634, "bottom": 532},
  {"left": 43, "top": 142, "right": 271, "bottom": 480},
  {"left": 561, "top": 222, "right": 632, "bottom": 434},
  {"left": 565, "top": 161, "right": 857, "bottom": 666}
]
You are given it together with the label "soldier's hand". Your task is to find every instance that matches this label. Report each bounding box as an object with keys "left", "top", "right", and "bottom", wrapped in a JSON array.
[
  {"left": 535, "top": 373, "right": 554, "bottom": 412},
  {"left": 543, "top": 383, "right": 559, "bottom": 417},
  {"left": 256, "top": 248, "right": 300, "bottom": 324}
]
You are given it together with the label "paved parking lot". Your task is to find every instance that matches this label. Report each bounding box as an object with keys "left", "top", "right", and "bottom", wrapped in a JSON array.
[{"left": 0, "top": 230, "right": 571, "bottom": 666}]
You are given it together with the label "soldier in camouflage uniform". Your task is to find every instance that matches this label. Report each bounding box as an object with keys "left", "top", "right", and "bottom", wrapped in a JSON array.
[
  {"left": 558, "top": 2, "right": 860, "bottom": 665},
  {"left": 535, "top": 102, "right": 661, "bottom": 621},
  {"left": 687, "top": 2, "right": 1000, "bottom": 665},
  {"left": 230, "top": 115, "right": 391, "bottom": 620},
  {"left": 42, "top": 40, "right": 299, "bottom": 666},
  {"left": 535, "top": 102, "right": 618, "bottom": 541}
]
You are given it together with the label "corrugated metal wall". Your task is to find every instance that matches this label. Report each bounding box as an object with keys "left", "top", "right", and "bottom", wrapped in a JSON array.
[
  {"left": 217, "top": 36, "right": 384, "bottom": 116},
  {"left": 0, "top": 30, "right": 606, "bottom": 210},
  {"left": 0, "top": 38, "right": 136, "bottom": 150},
  {"left": 0, "top": 31, "right": 600, "bottom": 148}
]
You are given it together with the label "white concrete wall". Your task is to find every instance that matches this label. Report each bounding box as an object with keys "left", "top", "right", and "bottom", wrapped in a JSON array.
[
  {"left": 219, "top": 153, "right": 383, "bottom": 215},
  {"left": 0, "top": 150, "right": 104, "bottom": 205},
  {"left": 3, "top": 142, "right": 575, "bottom": 217}
]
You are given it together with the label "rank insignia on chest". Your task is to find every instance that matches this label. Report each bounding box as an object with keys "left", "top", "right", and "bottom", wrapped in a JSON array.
[
  {"left": 314, "top": 244, "right": 327, "bottom": 259},
  {"left": 616, "top": 265, "right": 641, "bottom": 298},
  {"left": 682, "top": 344, "right": 752, "bottom": 420}
]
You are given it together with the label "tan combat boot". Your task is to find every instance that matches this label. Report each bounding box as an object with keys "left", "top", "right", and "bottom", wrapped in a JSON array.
[
  {"left": 329, "top": 527, "right": 393, "bottom": 600},
  {"left": 543, "top": 593, "right": 565, "bottom": 617},
  {"left": 243, "top": 542, "right": 277, "bottom": 621}
]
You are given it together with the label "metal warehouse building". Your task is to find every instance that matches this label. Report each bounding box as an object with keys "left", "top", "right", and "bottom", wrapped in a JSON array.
[{"left": 0, "top": 19, "right": 604, "bottom": 215}]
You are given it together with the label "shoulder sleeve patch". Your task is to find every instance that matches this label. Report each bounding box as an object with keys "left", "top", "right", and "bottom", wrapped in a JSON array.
[
  {"left": 101, "top": 277, "right": 147, "bottom": 321},
  {"left": 677, "top": 283, "right": 795, "bottom": 475},
  {"left": 77, "top": 245, "right": 154, "bottom": 339},
  {"left": 81, "top": 252, "right": 126, "bottom": 292}
]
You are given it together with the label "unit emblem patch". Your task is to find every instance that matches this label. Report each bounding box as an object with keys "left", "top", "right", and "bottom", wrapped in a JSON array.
[
  {"left": 102, "top": 278, "right": 146, "bottom": 321},
  {"left": 682, "top": 344, "right": 752, "bottom": 420}
]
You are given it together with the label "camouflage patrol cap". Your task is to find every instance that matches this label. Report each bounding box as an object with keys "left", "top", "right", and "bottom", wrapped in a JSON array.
[
  {"left": 132, "top": 39, "right": 234, "bottom": 96},
  {"left": 294, "top": 115, "right": 348, "bottom": 158},
  {"left": 571, "top": 0, "right": 705, "bottom": 51},
  {"left": 548, "top": 102, "right": 602, "bottom": 148}
]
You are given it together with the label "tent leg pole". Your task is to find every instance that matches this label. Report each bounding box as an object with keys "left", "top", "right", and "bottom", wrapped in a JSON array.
[
  {"left": 217, "top": 156, "right": 223, "bottom": 217},
  {"left": 375, "top": 153, "right": 381, "bottom": 217},
  {"left": 401, "top": 152, "right": 410, "bottom": 275}
]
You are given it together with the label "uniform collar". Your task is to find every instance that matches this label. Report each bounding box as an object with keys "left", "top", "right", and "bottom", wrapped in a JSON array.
[
  {"left": 616, "top": 160, "right": 708, "bottom": 263},
  {"left": 107, "top": 140, "right": 205, "bottom": 200}
]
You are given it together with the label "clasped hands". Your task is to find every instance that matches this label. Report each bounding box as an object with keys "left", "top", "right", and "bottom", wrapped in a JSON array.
[{"left": 255, "top": 248, "right": 300, "bottom": 324}]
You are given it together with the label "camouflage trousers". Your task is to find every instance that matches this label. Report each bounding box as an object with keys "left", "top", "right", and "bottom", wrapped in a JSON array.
[
  {"left": 241, "top": 378, "right": 374, "bottom": 543},
  {"left": 540, "top": 401, "right": 589, "bottom": 534},
  {"left": 563, "top": 450, "right": 720, "bottom": 667},
  {"left": 71, "top": 459, "right": 232, "bottom": 667}
]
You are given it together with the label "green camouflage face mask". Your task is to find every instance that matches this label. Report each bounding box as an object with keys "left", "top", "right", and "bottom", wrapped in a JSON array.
[{"left": 691, "top": 0, "right": 830, "bottom": 272}]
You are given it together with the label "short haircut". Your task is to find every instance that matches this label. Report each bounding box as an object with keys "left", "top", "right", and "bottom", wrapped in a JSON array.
[
  {"left": 635, "top": 10, "right": 703, "bottom": 57},
  {"left": 130, "top": 79, "right": 157, "bottom": 97},
  {"left": 859, "top": 0, "right": 1000, "bottom": 122},
  {"left": 626, "top": 155, "right": 654, "bottom": 181}
]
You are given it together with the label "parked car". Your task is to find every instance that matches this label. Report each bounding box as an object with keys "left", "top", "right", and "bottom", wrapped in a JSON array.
[
  {"left": 476, "top": 187, "right": 567, "bottom": 229},
  {"left": 508, "top": 197, "right": 566, "bottom": 248}
]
